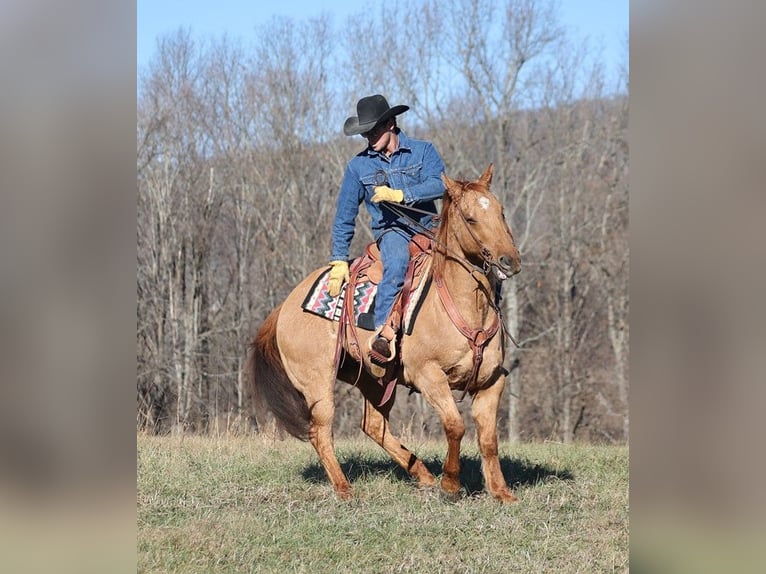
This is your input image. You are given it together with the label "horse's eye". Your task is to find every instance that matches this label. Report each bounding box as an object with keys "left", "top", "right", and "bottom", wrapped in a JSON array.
[{"left": 466, "top": 217, "right": 477, "bottom": 224}]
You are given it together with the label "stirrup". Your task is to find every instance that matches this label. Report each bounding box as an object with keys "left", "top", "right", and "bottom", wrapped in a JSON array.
[
  {"left": 368, "top": 333, "right": 395, "bottom": 365},
  {"left": 369, "top": 336, "right": 391, "bottom": 365}
]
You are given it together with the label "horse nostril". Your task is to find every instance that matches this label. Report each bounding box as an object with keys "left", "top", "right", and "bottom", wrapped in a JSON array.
[{"left": 499, "top": 254, "right": 521, "bottom": 275}]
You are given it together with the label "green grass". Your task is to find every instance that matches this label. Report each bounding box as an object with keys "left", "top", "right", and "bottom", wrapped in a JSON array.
[{"left": 138, "top": 435, "right": 628, "bottom": 573}]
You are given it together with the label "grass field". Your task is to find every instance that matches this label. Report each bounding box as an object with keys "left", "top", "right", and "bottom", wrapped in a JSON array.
[{"left": 137, "top": 434, "right": 628, "bottom": 573}]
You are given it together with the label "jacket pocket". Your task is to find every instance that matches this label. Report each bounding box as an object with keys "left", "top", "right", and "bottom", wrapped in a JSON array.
[
  {"left": 361, "top": 169, "right": 389, "bottom": 190},
  {"left": 395, "top": 162, "right": 423, "bottom": 188}
]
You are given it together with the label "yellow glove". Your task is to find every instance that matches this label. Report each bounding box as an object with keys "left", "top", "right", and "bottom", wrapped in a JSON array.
[
  {"left": 371, "top": 185, "right": 404, "bottom": 204},
  {"left": 327, "top": 260, "right": 349, "bottom": 297}
]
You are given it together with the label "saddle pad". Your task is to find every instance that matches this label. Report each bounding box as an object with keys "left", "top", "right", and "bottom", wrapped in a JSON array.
[{"left": 302, "top": 268, "right": 377, "bottom": 323}]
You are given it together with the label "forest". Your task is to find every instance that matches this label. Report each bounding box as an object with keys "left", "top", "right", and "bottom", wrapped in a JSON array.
[{"left": 136, "top": 0, "right": 628, "bottom": 444}]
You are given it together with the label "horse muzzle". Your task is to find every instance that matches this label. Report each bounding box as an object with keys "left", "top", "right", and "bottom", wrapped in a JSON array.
[{"left": 492, "top": 254, "right": 521, "bottom": 281}]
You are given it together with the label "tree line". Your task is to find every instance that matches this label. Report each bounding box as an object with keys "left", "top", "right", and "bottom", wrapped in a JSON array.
[{"left": 137, "top": 0, "right": 628, "bottom": 443}]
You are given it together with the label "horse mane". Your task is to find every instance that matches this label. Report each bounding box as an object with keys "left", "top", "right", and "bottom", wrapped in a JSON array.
[{"left": 433, "top": 190, "right": 452, "bottom": 279}]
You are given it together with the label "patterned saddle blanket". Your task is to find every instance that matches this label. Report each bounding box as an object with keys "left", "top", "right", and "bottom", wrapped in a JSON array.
[
  {"left": 301, "top": 268, "right": 377, "bottom": 327},
  {"left": 301, "top": 235, "right": 433, "bottom": 335}
]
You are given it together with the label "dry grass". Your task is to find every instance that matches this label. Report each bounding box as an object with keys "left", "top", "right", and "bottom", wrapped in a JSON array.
[{"left": 138, "top": 434, "right": 628, "bottom": 573}]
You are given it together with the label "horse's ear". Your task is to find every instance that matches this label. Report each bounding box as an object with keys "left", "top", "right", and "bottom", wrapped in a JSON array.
[
  {"left": 479, "top": 163, "right": 494, "bottom": 187},
  {"left": 441, "top": 172, "right": 461, "bottom": 200}
]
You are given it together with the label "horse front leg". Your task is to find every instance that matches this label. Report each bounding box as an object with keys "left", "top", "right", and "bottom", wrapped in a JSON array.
[
  {"left": 416, "top": 365, "right": 465, "bottom": 496},
  {"left": 471, "top": 374, "right": 518, "bottom": 503}
]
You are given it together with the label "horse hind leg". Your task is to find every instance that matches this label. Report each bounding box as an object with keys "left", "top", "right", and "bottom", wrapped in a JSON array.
[
  {"left": 296, "top": 367, "right": 352, "bottom": 499},
  {"left": 260, "top": 357, "right": 352, "bottom": 499},
  {"left": 471, "top": 377, "right": 518, "bottom": 503},
  {"left": 358, "top": 384, "right": 437, "bottom": 489},
  {"left": 307, "top": 396, "right": 353, "bottom": 499}
]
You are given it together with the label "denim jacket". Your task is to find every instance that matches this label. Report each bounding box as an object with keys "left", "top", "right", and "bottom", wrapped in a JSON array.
[{"left": 330, "top": 130, "right": 446, "bottom": 261}]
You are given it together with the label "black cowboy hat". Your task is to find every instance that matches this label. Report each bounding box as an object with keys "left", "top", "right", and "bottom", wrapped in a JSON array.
[{"left": 343, "top": 94, "right": 409, "bottom": 136}]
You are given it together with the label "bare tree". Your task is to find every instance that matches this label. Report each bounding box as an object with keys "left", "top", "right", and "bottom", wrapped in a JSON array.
[
  {"left": 593, "top": 95, "right": 629, "bottom": 440},
  {"left": 138, "top": 30, "right": 210, "bottom": 433}
]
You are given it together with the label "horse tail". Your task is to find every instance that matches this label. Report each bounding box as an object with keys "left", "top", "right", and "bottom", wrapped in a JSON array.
[{"left": 247, "top": 304, "right": 311, "bottom": 440}]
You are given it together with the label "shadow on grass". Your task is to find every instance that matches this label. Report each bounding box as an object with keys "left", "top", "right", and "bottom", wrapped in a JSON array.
[{"left": 301, "top": 452, "right": 573, "bottom": 495}]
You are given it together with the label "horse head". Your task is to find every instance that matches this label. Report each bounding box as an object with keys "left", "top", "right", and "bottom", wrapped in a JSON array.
[{"left": 440, "top": 163, "right": 521, "bottom": 281}]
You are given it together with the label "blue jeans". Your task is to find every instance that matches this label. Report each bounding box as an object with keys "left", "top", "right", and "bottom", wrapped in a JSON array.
[{"left": 374, "top": 228, "right": 413, "bottom": 330}]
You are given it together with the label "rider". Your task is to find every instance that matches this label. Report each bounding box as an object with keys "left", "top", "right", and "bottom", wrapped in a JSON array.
[{"left": 327, "top": 94, "right": 446, "bottom": 365}]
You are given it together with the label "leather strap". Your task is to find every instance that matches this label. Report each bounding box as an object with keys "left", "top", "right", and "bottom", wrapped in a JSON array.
[{"left": 434, "top": 270, "right": 500, "bottom": 400}]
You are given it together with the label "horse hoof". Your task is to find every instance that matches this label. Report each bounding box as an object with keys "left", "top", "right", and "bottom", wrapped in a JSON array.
[
  {"left": 336, "top": 487, "right": 353, "bottom": 500},
  {"left": 441, "top": 477, "right": 461, "bottom": 493},
  {"left": 440, "top": 478, "right": 463, "bottom": 502},
  {"left": 495, "top": 490, "right": 519, "bottom": 504},
  {"left": 417, "top": 476, "right": 438, "bottom": 489}
]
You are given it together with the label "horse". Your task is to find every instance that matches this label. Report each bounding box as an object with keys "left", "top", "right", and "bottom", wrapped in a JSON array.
[{"left": 247, "top": 163, "right": 522, "bottom": 502}]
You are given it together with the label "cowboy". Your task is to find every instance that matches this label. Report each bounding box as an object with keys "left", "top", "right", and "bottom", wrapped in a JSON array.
[{"left": 327, "top": 94, "right": 446, "bottom": 365}]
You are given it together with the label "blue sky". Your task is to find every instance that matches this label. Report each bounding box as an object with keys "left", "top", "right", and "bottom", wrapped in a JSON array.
[{"left": 138, "top": 0, "right": 628, "bottom": 81}]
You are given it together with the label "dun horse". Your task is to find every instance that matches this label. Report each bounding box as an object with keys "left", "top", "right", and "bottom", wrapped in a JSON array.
[{"left": 248, "top": 164, "right": 521, "bottom": 502}]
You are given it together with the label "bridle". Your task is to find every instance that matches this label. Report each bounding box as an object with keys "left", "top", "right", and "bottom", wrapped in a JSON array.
[{"left": 450, "top": 197, "right": 514, "bottom": 279}]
